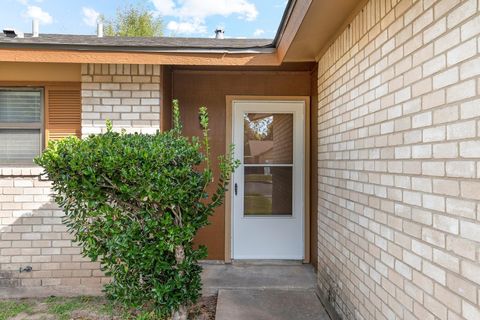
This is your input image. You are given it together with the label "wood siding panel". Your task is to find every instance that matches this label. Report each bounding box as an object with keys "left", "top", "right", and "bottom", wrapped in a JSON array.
[
  {"left": 161, "top": 66, "right": 173, "bottom": 131},
  {"left": 0, "top": 62, "right": 80, "bottom": 82},
  {"left": 172, "top": 70, "right": 311, "bottom": 260}
]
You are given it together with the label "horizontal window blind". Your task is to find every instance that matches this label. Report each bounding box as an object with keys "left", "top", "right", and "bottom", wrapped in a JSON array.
[
  {"left": 0, "top": 88, "right": 43, "bottom": 165},
  {"left": 0, "top": 91, "right": 41, "bottom": 123},
  {"left": 0, "top": 129, "right": 41, "bottom": 164}
]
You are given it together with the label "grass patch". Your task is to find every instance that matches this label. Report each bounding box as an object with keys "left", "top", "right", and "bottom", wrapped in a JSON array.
[
  {"left": 45, "top": 296, "right": 143, "bottom": 319},
  {"left": 46, "top": 296, "right": 88, "bottom": 320},
  {"left": 0, "top": 295, "right": 216, "bottom": 319},
  {"left": 0, "top": 300, "right": 33, "bottom": 320}
]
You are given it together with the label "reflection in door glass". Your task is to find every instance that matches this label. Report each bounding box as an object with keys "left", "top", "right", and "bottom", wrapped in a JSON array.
[
  {"left": 244, "top": 166, "right": 292, "bottom": 216},
  {"left": 243, "top": 113, "right": 293, "bottom": 164}
]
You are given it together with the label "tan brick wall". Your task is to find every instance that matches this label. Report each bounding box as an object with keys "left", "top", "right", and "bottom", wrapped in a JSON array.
[
  {"left": 0, "top": 168, "right": 105, "bottom": 289},
  {"left": 81, "top": 64, "right": 161, "bottom": 137},
  {"left": 316, "top": 0, "right": 480, "bottom": 319}
]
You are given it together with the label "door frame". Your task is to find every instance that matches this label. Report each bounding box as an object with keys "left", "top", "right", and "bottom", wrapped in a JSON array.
[{"left": 225, "top": 95, "right": 310, "bottom": 263}]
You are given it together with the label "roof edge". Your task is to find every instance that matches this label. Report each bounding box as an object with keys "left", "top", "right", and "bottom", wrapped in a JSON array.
[
  {"left": 273, "top": 0, "right": 296, "bottom": 47},
  {"left": 275, "top": 0, "right": 312, "bottom": 62},
  {"left": 0, "top": 42, "right": 276, "bottom": 54}
]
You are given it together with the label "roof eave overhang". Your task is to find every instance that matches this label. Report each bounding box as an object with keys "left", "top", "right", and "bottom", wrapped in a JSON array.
[
  {"left": 273, "top": 0, "right": 313, "bottom": 62},
  {"left": 0, "top": 47, "right": 280, "bottom": 66}
]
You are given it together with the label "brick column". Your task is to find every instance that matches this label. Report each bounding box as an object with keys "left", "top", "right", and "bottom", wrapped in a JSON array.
[{"left": 81, "top": 64, "right": 161, "bottom": 137}]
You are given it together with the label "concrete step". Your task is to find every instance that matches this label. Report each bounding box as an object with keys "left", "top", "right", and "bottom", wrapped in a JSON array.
[
  {"left": 215, "top": 289, "right": 330, "bottom": 320},
  {"left": 201, "top": 263, "right": 317, "bottom": 296}
]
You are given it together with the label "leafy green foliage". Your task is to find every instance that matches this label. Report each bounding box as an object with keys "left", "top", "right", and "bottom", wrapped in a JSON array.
[
  {"left": 103, "top": 5, "right": 162, "bottom": 37},
  {"left": 35, "top": 101, "right": 238, "bottom": 318}
]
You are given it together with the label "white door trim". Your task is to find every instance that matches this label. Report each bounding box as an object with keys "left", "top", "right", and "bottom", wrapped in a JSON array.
[{"left": 231, "top": 100, "right": 305, "bottom": 260}]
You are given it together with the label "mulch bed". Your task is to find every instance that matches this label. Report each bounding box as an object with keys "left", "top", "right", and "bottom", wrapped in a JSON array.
[{"left": 188, "top": 295, "right": 217, "bottom": 320}]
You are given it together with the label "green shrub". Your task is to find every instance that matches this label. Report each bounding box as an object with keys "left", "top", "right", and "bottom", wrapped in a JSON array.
[{"left": 35, "top": 101, "right": 238, "bottom": 319}]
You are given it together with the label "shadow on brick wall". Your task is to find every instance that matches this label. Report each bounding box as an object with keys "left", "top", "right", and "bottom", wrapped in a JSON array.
[{"left": 0, "top": 199, "right": 106, "bottom": 293}]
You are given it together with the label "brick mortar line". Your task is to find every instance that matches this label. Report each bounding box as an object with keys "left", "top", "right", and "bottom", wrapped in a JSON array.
[
  {"left": 316, "top": 191, "right": 477, "bottom": 262},
  {"left": 317, "top": 1, "right": 478, "bottom": 82},
  {"left": 317, "top": 162, "right": 478, "bottom": 180},
  {"left": 316, "top": 217, "right": 474, "bottom": 318},
  {"left": 318, "top": 147, "right": 480, "bottom": 160},
  {"left": 316, "top": 139, "right": 479, "bottom": 158},
  {"left": 316, "top": 197, "right": 477, "bottom": 269},
  {"left": 317, "top": 178, "right": 480, "bottom": 223},
  {"left": 317, "top": 21, "right": 479, "bottom": 117},
  {"left": 317, "top": 72, "right": 480, "bottom": 132},
  {"left": 317, "top": 76, "right": 479, "bottom": 135},
  {"left": 316, "top": 197, "right": 480, "bottom": 284}
]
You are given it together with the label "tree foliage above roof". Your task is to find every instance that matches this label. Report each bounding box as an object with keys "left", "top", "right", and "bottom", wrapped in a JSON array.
[{"left": 104, "top": 5, "right": 162, "bottom": 37}]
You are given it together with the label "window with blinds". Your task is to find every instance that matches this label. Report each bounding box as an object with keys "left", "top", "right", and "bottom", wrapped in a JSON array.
[{"left": 0, "top": 89, "right": 43, "bottom": 165}]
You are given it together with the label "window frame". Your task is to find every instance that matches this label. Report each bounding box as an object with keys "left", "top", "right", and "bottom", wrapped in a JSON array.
[{"left": 0, "top": 87, "right": 44, "bottom": 166}]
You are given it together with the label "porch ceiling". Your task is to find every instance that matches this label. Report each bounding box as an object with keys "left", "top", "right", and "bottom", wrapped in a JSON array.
[{"left": 283, "top": 0, "right": 365, "bottom": 62}]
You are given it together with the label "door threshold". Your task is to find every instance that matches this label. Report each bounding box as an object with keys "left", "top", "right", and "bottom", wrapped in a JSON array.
[
  {"left": 199, "top": 260, "right": 226, "bottom": 265},
  {"left": 231, "top": 259, "right": 304, "bottom": 266}
]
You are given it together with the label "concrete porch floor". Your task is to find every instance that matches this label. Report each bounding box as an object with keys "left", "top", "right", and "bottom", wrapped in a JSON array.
[{"left": 201, "top": 262, "right": 331, "bottom": 320}]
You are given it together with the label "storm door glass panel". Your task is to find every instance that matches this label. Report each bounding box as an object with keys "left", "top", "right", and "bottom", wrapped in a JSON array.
[
  {"left": 243, "top": 113, "right": 294, "bottom": 216},
  {"left": 243, "top": 113, "right": 293, "bottom": 164},
  {"left": 244, "top": 166, "right": 292, "bottom": 216}
]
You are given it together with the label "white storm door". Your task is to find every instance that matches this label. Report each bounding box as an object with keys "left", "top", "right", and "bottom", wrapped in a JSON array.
[{"left": 232, "top": 100, "right": 305, "bottom": 260}]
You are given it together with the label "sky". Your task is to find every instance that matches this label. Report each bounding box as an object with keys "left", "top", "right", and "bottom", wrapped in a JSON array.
[{"left": 0, "top": 0, "right": 288, "bottom": 39}]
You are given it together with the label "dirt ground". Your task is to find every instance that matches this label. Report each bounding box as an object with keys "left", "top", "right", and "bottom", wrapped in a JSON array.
[{"left": 0, "top": 295, "right": 217, "bottom": 320}]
